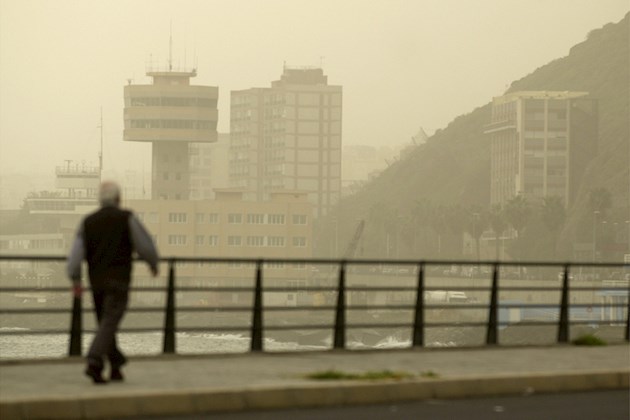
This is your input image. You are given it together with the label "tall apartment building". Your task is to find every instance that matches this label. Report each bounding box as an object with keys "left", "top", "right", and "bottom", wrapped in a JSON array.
[
  {"left": 123, "top": 65, "right": 219, "bottom": 200},
  {"left": 230, "top": 66, "right": 342, "bottom": 218},
  {"left": 189, "top": 133, "right": 231, "bottom": 200},
  {"left": 486, "top": 91, "right": 598, "bottom": 207}
]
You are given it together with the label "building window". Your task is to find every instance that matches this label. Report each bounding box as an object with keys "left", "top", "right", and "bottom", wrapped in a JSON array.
[
  {"left": 167, "top": 235, "right": 187, "bottom": 246},
  {"left": 195, "top": 235, "right": 205, "bottom": 246},
  {"left": 292, "top": 237, "right": 307, "bottom": 247},
  {"left": 292, "top": 214, "right": 307, "bottom": 225},
  {"left": 208, "top": 213, "right": 219, "bottom": 224},
  {"left": 247, "top": 213, "right": 265, "bottom": 224},
  {"left": 168, "top": 213, "right": 187, "bottom": 223},
  {"left": 264, "top": 262, "right": 285, "bottom": 269},
  {"left": 268, "top": 214, "right": 285, "bottom": 224},
  {"left": 195, "top": 213, "right": 205, "bottom": 224},
  {"left": 208, "top": 235, "right": 219, "bottom": 246},
  {"left": 227, "top": 236, "right": 242, "bottom": 246},
  {"left": 148, "top": 212, "right": 159, "bottom": 223},
  {"left": 228, "top": 213, "right": 242, "bottom": 224},
  {"left": 247, "top": 236, "right": 264, "bottom": 247},
  {"left": 267, "top": 236, "right": 285, "bottom": 247}
]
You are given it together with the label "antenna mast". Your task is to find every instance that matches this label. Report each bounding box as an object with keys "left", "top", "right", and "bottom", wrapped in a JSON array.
[{"left": 169, "top": 22, "right": 173, "bottom": 71}]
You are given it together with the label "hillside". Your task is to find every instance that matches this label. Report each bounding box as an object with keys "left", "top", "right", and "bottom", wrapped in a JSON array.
[{"left": 317, "top": 13, "right": 629, "bottom": 260}]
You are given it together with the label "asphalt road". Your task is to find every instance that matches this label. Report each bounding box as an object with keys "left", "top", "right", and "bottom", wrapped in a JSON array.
[{"left": 141, "top": 390, "right": 629, "bottom": 420}]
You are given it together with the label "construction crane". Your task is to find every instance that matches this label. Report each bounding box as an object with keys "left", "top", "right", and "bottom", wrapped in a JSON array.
[{"left": 341, "top": 219, "right": 365, "bottom": 259}]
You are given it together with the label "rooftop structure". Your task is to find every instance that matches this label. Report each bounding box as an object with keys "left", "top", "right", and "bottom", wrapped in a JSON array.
[{"left": 123, "top": 65, "right": 219, "bottom": 200}]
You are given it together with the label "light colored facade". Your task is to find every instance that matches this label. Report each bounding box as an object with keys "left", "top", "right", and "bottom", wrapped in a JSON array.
[
  {"left": 486, "top": 91, "right": 598, "bottom": 207},
  {"left": 123, "top": 67, "right": 219, "bottom": 200},
  {"left": 230, "top": 66, "right": 342, "bottom": 218},
  {"left": 189, "top": 133, "right": 230, "bottom": 200},
  {"left": 22, "top": 162, "right": 99, "bottom": 232},
  {"left": 126, "top": 189, "right": 313, "bottom": 282}
]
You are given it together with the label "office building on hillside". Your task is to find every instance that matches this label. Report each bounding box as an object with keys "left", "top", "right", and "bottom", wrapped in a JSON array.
[
  {"left": 230, "top": 66, "right": 342, "bottom": 218},
  {"left": 485, "top": 91, "right": 598, "bottom": 207},
  {"left": 123, "top": 64, "right": 219, "bottom": 200}
]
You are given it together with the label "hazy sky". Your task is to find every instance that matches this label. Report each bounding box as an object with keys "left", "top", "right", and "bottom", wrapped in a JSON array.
[{"left": 0, "top": 0, "right": 628, "bottom": 182}]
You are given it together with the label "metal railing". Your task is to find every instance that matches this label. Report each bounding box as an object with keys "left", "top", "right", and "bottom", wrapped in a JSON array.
[{"left": 1, "top": 255, "right": 628, "bottom": 357}]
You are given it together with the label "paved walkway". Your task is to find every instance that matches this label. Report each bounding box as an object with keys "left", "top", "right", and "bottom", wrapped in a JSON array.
[{"left": 1, "top": 345, "right": 629, "bottom": 419}]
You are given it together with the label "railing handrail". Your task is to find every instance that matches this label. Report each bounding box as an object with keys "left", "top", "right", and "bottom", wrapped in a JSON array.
[
  {"left": 1, "top": 255, "right": 628, "bottom": 358},
  {"left": 0, "top": 254, "right": 629, "bottom": 268}
]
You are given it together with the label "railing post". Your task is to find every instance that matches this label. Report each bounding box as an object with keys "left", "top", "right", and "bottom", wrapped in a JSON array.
[
  {"left": 68, "top": 289, "right": 82, "bottom": 356},
  {"left": 626, "top": 281, "right": 630, "bottom": 342},
  {"left": 412, "top": 262, "right": 425, "bottom": 347},
  {"left": 557, "top": 264, "right": 570, "bottom": 343},
  {"left": 251, "top": 260, "right": 264, "bottom": 352},
  {"left": 333, "top": 261, "right": 346, "bottom": 349},
  {"left": 486, "top": 263, "right": 499, "bottom": 345},
  {"left": 163, "top": 259, "right": 176, "bottom": 354}
]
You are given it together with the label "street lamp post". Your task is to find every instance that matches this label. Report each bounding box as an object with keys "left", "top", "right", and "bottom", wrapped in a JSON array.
[
  {"left": 592, "top": 210, "right": 600, "bottom": 262},
  {"left": 591, "top": 210, "right": 600, "bottom": 279},
  {"left": 473, "top": 212, "right": 480, "bottom": 263}
]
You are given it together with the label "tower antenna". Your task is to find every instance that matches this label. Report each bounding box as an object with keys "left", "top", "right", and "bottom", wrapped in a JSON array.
[{"left": 169, "top": 21, "right": 173, "bottom": 71}]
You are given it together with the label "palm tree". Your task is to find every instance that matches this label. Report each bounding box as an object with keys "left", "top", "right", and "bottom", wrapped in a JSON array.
[
  {"left": 464, "top": 206, "right": 488, "bottom": 262},
  {"left": 589, "top": 188, "right": 612, "bottom": 216},
  {"left": 489, "top": 204, "right": 507, "bottom": 261},
  {"left": 504, "top": 195, "right": 531, "bottom": 238},
  {"left": 540, "top": 196, "right": 566, "bottom": 260},
  {"left": 504, "top": 195, "right": 531, "bottom": 274}
]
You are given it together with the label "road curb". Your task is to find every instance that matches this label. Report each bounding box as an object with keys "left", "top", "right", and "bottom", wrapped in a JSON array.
[{"left": 1, "top": 369, "right": 628, "bottom": 419}]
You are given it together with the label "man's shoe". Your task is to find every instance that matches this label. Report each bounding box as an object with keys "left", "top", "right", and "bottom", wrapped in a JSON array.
[
  {"left": 110, "top": 367, "right": 124, "bottom": 382},
  {"left": 85, "top": 365, "right": 107, "bottom": 384}
]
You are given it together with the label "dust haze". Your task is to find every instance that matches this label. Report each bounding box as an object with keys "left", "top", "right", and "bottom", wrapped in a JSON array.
[{"left": 1, "top": 0, "right": 626, "bottom": 186}]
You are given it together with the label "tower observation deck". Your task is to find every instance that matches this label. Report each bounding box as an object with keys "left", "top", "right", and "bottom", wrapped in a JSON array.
[{"left": 123, "top": 65, "right": 219, "bottom": 200}]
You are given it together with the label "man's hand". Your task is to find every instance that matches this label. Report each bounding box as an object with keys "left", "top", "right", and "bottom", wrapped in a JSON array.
[{"left": 72, "top": 281, "right": 83, "bottom": 298}]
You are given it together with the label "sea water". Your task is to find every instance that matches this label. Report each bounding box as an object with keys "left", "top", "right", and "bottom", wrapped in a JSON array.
[
  {"left": 0, "top": 327, "right": 444, "bottom": 360},
  {"left": 0, "top": 328, "right": 332, "bottom": 360}
]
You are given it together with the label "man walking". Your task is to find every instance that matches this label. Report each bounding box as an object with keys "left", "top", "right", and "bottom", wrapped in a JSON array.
[{"left": 67, "top": 181, "right": 158, "bottom": 384}]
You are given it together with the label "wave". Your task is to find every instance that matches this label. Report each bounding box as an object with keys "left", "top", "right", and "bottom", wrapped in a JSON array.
[{"left": 374, "top": 336, "right": 411, "bottom": 349}]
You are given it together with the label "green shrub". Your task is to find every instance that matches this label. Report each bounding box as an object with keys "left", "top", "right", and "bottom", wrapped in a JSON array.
[
  {"left": 572, "top": 334, "right": 607, "bottom": 346},
  {"left": 306, "top": 369, "right": 413, "bottom": 380}
]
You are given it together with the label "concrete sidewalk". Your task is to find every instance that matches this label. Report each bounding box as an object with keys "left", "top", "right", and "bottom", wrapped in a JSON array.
[{"left": 1, "top": 345, "right": 628, "bottom": 419}]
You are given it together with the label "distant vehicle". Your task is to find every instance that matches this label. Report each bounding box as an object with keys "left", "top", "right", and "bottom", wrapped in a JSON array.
[{"left": 425, "top": 290, "right": 469, "bottom": 303}]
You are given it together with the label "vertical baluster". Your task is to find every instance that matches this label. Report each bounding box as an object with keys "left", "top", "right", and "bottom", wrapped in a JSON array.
[
  {"left": 486, "top": 263, "right": 499, "bottom": 345},
  {"left": 251, "top": 260, "right": 264, "bottom": 352},
  {"left": 557, "top": 264, "right": 570, "bottom": 343},
  {"left": 333, "top": 261, "right": 346, "bottom": 349},
  {"left": 412, "top": 263, "right": 426, "bottom": 347},
  {"left": 68, "top": 287, "right": 82, "bottom": 356},
  {"left": 163, "top": 260, "right": 176, "bottom": 354}
]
